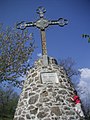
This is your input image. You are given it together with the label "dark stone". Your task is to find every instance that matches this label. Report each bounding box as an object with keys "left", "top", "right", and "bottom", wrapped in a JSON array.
[
  {"left": 13, "top": 117, "right": 18, "bottom": 120},
  {"left": 32, "top": 72, "right": 37, "bottom": 77},
  {"left": 35, "top": 76, "right": 39, "bottom": 81},
  {"left": 51, "top": 107, "right": 62, "bottom": 116},
  {"left": 64, "top": 106, "right": 71, "bottom": 110},
  {"left": 51, "top": 116, "right": 61, "bottom": 120},
  {"left": 63, "top": 79, "right": 67, "bottom": 82},
  {"left": 29, "top": 79, "right": 33, "bottom": 83},
  {"left": 56, "top": 95, "right": 64, "bottom": 102},
  {"left": 59, "top": 95, "right": 65, "bottom": 99},
  {"left": 68, "top": 86, "right": 73, "bottom": 91},
  {"left": 53, "top": 66, "right": 58, "bottom": 69},
  {"left": 29, "top": 94, "right": 39, "bottom": 104},
  {"left": 30, "top": 107, "right": 38, "bottom": 114},
  {"left": 27, "top": 75, "right": 31, "bottom": 79},
  {"left": 47, "top": 85, "right": 53, "bottom": 88},
  {"left": 23, "top": 92, "right": 28, "bottom": 99},
  {"left": 44, "top": 107, "right": 49, "bottom": 112},
  {"left": 65, "top": 110, "right": 75, "bottom": 115},
  {"left": 45, "top": 102, "right": 52, "bottom": 106},
  {"left": 62, "top": 102, "right": 66, "bottom": 105},
  {"left": 18, "top": 117, "right": 25, "bottom": 120},
  {"left": 61, "top": 75, "right": 65, "bottom": 78},
  {"left": 29, "top": 92, "right": 35, "bottom": 96},
  {"left": 65, "top": 83, "right": 70, "bottom": 87},
  {"left": 37, "top": 84, "right": 43, "bottom": 87},
  {"left": 40, "top": 91, "right": 48, "bottom": 97},
  {"left": 71, "top": 103, "right": 75, "bottom": 107},
  {"left": 21, "top": 115, "right": 25, "bottom": 118},
  {"left": 48, "top": 67, "right": 52, "bottom": 70},
  {"left": 61, "top": 116, "right": 67, "bottom": 120},
  {"left": 48, "top": 88, "right": 52, "bottom": 92},
  {"left": 69, "top": 116, "right": 75, "bottom": 120},
  {"left": 69, "top": 91, "right": 74, "bottom": 95},
  {"left": 28, "top": 105, "right": 35, "bottom": 110},
  {"left": 36, "top": 80, "right": 41, "bottom": 84},
  {"left": 26, "top": 114, "right": 30, "bottom": 119},
  {"left": 22, "top": 111, "right": 26, "bottom": 114},
  {"left": 36, "top": 103, "right": 42, "bottom": 108},
  {"left": 44, "top": 118, "right": 51, "bottom": 120},
  {"left": 37, "top": 111, "right": 48, "bottom": 118},
  {"left": 58, "top": 90, "right": 67, "bottom": 94},
  {"left": 59, "top": 78, "right": 63, "bottom": 82},
  {"left": 30, "top": 83, "right": 36, "bottom": 86},
  {"left": 25, "top": 87, "right": 31, "bottom": 91},
  {"left": 60, "top": 84, "right": 66, "bottom": 89},
  {"left": 52, "top": 92, "right": 57, "bottom": 97},
  {"left": 14, "top": 111, "right": 18, "bottom": 116},
  {"left": 18, "top": 109, "right": 22, "bottom": 115},
  {"left": 60, "top": 70, "right": 64, "bottom": 74},
  {"left": 31, "top": 69, "right": 34, "bottom": 73},
  {"left": 54, "top": 88, "right": 59, "bottom": 91},
  {"left": 31, "top": 116, "right": 35, "bottom": 119},
  {"left": 33, "top": 87, "right": 38, "bottom": 91},
  {"left": 66, "top": 97, "right": 72, "bottom": 102},
  {"left": 40, "top": 97, "right": 50, "bottom": 102},
  {"left": 19, "top": 101, "right": 24, "bottom": 107}
]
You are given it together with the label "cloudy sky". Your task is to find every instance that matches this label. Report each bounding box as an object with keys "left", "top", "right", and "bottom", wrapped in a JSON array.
[
  {"left": 76, "top": 68, "right": 90, "bottom": 109},
  {"left": 0, "top": 0, "right": 90, "bottom": 98}
]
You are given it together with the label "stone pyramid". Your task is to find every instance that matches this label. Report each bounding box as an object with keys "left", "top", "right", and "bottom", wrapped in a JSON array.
[{"left": 14, "top": 56, "right": 85, "bottom": 120}]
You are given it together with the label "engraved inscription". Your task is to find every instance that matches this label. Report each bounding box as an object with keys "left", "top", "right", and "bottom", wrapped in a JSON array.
[{"left": 41, "top": 72, "right": 59, "bottom": 83}]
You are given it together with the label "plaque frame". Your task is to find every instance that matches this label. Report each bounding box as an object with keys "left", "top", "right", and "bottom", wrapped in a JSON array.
[{"left": 40, "top": 72, "right": 59, "bottom": 84}]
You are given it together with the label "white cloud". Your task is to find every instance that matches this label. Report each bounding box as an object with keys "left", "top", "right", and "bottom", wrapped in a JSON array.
[
  {"left": 77, "top": 68, "right": 90, "bottom": 110},
  {"left": 37, "top": 53, "right": 42, "bottom": 57},
  {"left": 79, "top": 68, "right": 90, "bottom": 79},
  {"left": 77, "top": 68, "right": 90, "bottom": 91}
]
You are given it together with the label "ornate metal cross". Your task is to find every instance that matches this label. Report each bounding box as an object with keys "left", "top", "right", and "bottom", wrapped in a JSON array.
[{"left": 16, "top": 6, "right": 68, "bottom": 56}]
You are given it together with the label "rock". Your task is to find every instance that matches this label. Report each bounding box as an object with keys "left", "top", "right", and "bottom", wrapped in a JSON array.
[
  {"left": 37, "top": 111, "right": 48, "bottom": 118},
  {"left": 30, "top": 107, "right": 38, "bottom": 115},
  {"left": 18, "top": 117, "right": 25, "bottom": 120},
  {"left": 51, "top": 107, "right": 62, "bottom": 116},
  {"left": 29, "top": 94, "right": 39, "bottom": 104},
  {"left": 26, "top": 114, "right": 30, "bottom": 119},
  {"left": 40, "top": 91, "right": 48, "bottom": 97}
]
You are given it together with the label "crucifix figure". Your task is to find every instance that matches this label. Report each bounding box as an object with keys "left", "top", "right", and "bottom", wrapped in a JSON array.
[{"left": 16, "top": 6, "right": 68, "bottom": 66}]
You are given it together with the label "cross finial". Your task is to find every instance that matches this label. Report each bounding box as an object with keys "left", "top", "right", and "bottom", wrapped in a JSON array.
[{"left": 36, "top": 6, "right": 46, "bottom": 18}]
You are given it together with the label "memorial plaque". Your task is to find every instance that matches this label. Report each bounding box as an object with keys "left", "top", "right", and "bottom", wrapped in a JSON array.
[{"left": 41, "top": 72, "right": 59, "bottom": 83}]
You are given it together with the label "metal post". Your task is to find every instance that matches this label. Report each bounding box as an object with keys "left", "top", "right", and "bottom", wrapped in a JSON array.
[{"left": 40, "top": 30, "right": 47, "bottom": 55}]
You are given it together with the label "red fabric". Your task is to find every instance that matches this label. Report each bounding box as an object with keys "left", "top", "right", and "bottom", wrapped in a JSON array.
[{"left": 73, "top": 95, "right": 81, "bottom": 104}]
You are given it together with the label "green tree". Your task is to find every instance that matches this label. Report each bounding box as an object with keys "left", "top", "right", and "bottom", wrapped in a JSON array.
[
  {"left": 58, "top": 57, "right": 79, "bottom": 79},
  {"left": 0, "top": 24, "right": 35, "bottom": 86},
  {"left": 82, "top": 34, "right": 90, "bottom": 43},
  {"left": 0, "top": 85, "right": 19, "bottom": 120}
]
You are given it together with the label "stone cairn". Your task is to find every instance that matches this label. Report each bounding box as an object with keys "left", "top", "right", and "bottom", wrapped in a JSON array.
[{"left": 14, "top": 56, "right": 84, "bottom": 120}]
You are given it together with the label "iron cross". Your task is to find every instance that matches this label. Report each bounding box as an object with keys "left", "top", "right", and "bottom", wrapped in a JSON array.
[{"left": 16, "top": 6, "right": 68, "bottom": 56}]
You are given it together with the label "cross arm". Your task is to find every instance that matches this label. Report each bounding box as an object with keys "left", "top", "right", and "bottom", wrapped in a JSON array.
[
  {"left": 16, "top": 18, "right": 68, "bottom": 30},
  {"left": 49, "top": 18, "right": 68, "bottom": 27},
  {"left": 16, "top": 21, "right": 36, "bottom": 30}
]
